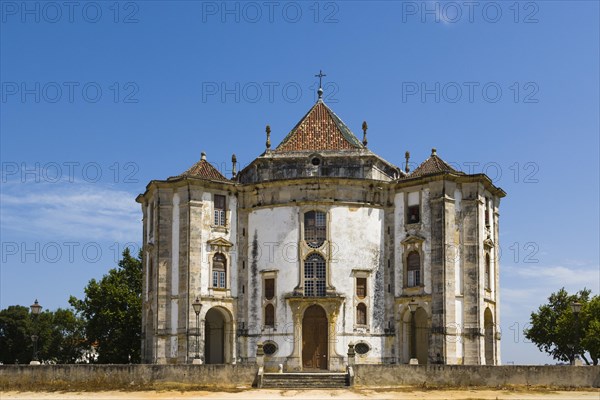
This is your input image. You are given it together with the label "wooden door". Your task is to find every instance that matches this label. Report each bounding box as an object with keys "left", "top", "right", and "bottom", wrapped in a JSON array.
[{"left": 302, "top": 305, "right": 328, "bottom": 370}]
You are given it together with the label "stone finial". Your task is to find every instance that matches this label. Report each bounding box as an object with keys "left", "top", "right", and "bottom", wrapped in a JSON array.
[
  {"left": 431, "top": 148, "right": 437, "bottom": 156},
  {"left": 265, "top": 125, "right": 271, "bottom": 150},
  {"left": 232, "top": 153, "right": 237, "bottom": 178},
  {"left": 405, "top": 151, "right": 411, "bottom": 173},
  {"left": 362, "top": 121, "right": 368, "bottom": 147},
  {"left": 201, "top": 151, "right": 206, "bottom": 161}
]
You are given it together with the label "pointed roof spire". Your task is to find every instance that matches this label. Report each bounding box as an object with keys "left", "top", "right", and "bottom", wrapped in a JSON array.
[
  {"left": 409, "top": 149, "right": 461, "bottom": 178},
  {"left": 274, "top": 101, "right": 365, "bottom": 152},
  {"left": 175, "top": 152, "right": 229, "bottom": 182},
  {"left": 315, "top": 69, "right": 326, "bottom": 100}
]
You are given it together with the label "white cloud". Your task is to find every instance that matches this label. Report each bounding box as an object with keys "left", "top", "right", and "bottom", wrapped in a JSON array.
[{"left": 0, "top": 181, "right": 141, "bottom": 243}]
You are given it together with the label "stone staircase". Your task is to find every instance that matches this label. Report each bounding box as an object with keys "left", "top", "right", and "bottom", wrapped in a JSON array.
[{"left": 261, "top": 372, "right": 350, "bottom": 388}]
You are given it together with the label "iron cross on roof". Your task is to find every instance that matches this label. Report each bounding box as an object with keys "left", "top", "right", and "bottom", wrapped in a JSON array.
[{"left": 315, "top": 69, "right": 326, "bottom": 99}]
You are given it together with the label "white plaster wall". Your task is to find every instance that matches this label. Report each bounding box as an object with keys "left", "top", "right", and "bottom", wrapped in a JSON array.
[
  {"left": 248, "top": 206, "right": 299, "bottom": 358},
  {"left": 455, "top": 298, "right": 464, "bottom": 360},
  {"left": 394, "top": 189, "right": 432, "bottom": 295},
  {"left": 421, "top": 189, "right": 432, "bottom": 295},
  {"left": 329, "top": 206, "right": 384, "bottom": 358},
  {"left": 195, "top": 191, "right": 238, "bottom": 297},
  {"left": 393, "top": 192, "right": 404, "bottom": 296},
  {"left": 455, "top": 189, "right": 463, "bottom": 295}
]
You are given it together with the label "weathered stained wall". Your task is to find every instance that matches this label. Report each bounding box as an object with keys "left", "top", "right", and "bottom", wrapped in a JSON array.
[
  {"left": 353, "top": 365, "right": 600, "bottom": 388},
  {"left": 1, "top": 365, "right": 599, "bottom": 390},
  {"left": 0, "top": 364, "right": 257, "bottom": 390}
]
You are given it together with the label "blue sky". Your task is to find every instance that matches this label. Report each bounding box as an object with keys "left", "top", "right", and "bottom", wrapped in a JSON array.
[{"left": 1, "top": 1, "right": 598, "bottom": 365}]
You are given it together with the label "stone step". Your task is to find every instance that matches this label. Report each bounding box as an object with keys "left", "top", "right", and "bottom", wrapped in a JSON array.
[{"left": 262, "top": 373, "right": 349, "bottom": 388}]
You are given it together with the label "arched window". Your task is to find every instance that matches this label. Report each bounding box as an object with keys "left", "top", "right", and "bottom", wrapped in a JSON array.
[
  {"left": 304, "top": 211, "right": 326, "bottom": 248},
  {"left": 485, "top": 253, "right": 491, "bottom": 290},
  {"left": 304, "top": 253, "right": 326, "bottom": 297},
  {"left": 264, "top": 303, "right": 275, "bottom": 327},
  {"left": 356, "top": 303, "right": 367, "bottom": 325},
  {"left": 212, "top": 253, "right": 226, "bottom": 288},
  {"left": 407, "top": 251, "right": 421, "bottom": 287}
]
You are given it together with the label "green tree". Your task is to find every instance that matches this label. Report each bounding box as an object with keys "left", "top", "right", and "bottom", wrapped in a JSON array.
[
  {"left": 525, "top": 288, "right": 599, "bottom": 365},
  {"left": 580, "top": 295, "right": 600, "bottom": 365},
  {"left": 69, "top": 248, "right": 142, "bottom": 363},
  {"left": 39, "top": 308, "right": 88, "bottom": 364},
  {"left": 0, "top": 306, "right": 87, "bottom": 364},
  {"left": 0, "top": 305, "right": 33, "bottom": 363}
]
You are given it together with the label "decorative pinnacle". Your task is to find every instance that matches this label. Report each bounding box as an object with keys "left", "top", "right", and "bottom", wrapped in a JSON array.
[
  {"left": 201, "top": 151, "right": 206, "bottom": 161},
  {"left": 362, "top": 121, "right": 368, "bottom": 147},
  {"left": 405, "top": 151, "right": 411, "bottom": 173},
  {"left": 265, "top": 125, "right": 271, "bottom": 150},
  {"left": 431, "top": 148, "right": 437, "bottom": 156},
  {"left": 315, "top": 69, "right": 326, "bottom": 100},
  {"left": 232, "top": 154, "right": 237, "bottom": 178}
]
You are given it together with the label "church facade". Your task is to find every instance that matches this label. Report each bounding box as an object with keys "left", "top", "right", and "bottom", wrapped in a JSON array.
[{"left": 136, "top": 92, "right": 505, "bottom": 370}]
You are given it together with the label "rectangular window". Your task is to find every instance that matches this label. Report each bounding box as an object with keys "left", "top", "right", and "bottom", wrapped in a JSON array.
[
  {"left": 407, "top": 192, "right": 420, "bottom": 224},
  {"left": 214, "top": 195, "right": 226, "bottom": 226},
  {"left": 212, "top": 271, "right": 218, "bottom": 288},
  {"left": 265, "top": 278, "right": 275, "bottom": 300},
  {"left": 407, "top": 205, "right": 420, "bottom": 224},
  {"left": 304, "top": 211, "right": 326, "bottom": 248},
  {"left": 408, "top": 270, "right": 420, "bottom": 287},
  {"left": 219, "top": 271, "right": 226, "bottom": 289},
  {"left": 356, "top": 278, "right": 367, "bottom": 299}
]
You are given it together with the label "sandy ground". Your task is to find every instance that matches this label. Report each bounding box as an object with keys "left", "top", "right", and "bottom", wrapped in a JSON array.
[{"left": 2, "top": 389, "right": 599, "bottom": 400}]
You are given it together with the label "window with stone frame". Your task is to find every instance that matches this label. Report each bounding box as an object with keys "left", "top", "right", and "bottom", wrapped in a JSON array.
[
  {"left": 407, "top": 251, "right": 421, "bottom": 287},
  {"left": 407, "top": 192, "right": 420, "bottom": 224},
  {"left": 356, "top": 303, "right": 367, "bottom": 325},
  {"left": 264, "top": 303, "right": 275, "bottom": 327},
  {"left": 212, "top": 253, "right": 227, "bottom": 288},
  {"left": 407, "top": 205, "right": 420, "bottom": 224},
  {"left": 265, "top": 278, "right": 275, "bottom": 300},
  {"left": 214, "top": 194, "right": 226, "bottom": 226},
  {"left": 356, "top": 277, "right": 367, "bottom": 299},
  {"left": 485, "top": 253, "right": 491, "bottom": 290},
  {"left": 304, "top": 211, "right": 326, "bottom": 248},
  {"left": 304, "top": 253, "right": 326, "bottom": 297}
]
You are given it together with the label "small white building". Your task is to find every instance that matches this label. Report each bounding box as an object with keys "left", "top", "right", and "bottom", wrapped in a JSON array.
[{"left": 136, "top": 91, "right": 505, "bottom": 370}]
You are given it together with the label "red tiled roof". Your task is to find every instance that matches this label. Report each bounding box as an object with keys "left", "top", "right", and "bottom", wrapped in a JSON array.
[
  {"left": 409, "top": 151, "right": 462, "bottom": 178},
  {"left": 275, "top": 101, "right": 364, "bottom": 152},
  {"left": 176, "top": 158, "right": 230, "bottom": 182}
]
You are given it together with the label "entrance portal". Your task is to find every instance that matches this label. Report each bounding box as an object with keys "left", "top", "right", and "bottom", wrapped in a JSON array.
[
  {"left": 205, "top": 308, "right": 225, "bottom": 364},
  {"left": 302, "top": 305, "right": 328, "bottom": 370}
]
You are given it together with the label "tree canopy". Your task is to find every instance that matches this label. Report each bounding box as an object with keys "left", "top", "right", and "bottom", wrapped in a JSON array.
[
  {"left": 0, "top": 306, "right": 87, "bottom": 364},
  {"left": 525, "top": 288, "right": 599, "bottom": 365},
  {"left": 69, "top": 248, "right": 142, "bottom": 363}
]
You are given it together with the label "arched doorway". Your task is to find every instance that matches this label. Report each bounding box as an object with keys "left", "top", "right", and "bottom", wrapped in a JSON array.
[
  {"left": 484, "top": 308, "right": 494, "bottom": 365},
  {"left": 302, "top": 305, "right": 328, "bottom": 370},
  {"left": 414, "top": 308, "right": 429, "bottom": 365},
  {"left": 205, "top": 308, "right": 225, "bottom": 364},
  {"left": 403, "top": 307, "right": 429, "bottom": 364}
]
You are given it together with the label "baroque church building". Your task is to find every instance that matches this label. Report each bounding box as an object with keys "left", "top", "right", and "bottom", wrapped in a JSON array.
[{"left": 137, "top": 87, "right": 505, "bottom": 370}]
